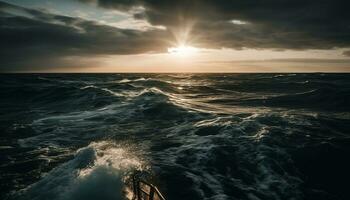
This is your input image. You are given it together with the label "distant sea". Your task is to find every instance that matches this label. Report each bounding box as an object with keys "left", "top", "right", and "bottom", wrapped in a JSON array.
[{"left": 1, "top": 73, "right": 349, "bottom": 200}]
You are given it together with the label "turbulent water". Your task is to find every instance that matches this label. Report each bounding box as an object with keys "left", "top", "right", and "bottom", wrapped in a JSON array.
[{"left": 1, "top": 73, "right": 350, "bottom": 200}]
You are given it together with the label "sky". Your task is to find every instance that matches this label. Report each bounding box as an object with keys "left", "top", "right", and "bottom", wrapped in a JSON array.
[{"left": 1, "top": 0, "right": 350, "bottom": 72}]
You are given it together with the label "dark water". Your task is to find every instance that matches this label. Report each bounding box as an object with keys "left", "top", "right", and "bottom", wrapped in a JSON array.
[{"left": 1, "top": 74, "right": 350, "bottom": 200}]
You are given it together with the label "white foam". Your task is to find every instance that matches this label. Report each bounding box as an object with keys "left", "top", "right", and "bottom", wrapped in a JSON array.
[
  {"left": 80, "top": 85, "right": 124, "bottom": 97},
  {"left": 17, "top": 141, "right": 147, "bottom": 200}
]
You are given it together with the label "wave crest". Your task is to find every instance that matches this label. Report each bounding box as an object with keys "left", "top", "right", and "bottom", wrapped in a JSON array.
[{"left": 15, "top": 141, "right": 147, "bottom": 200}]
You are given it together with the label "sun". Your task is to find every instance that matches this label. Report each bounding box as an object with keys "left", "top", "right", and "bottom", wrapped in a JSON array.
[{"left": 167, "top": 45, "right": 198, "bottom": 56}]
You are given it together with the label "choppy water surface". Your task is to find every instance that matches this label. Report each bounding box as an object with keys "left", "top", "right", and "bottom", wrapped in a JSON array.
[{"left": 0, "top": 74, "right": 350, "bottom": 200}]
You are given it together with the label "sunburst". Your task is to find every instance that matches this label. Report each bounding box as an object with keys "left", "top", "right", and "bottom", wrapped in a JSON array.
[{"left": 167, "top": 45, "right": 198, "bottom": 56}]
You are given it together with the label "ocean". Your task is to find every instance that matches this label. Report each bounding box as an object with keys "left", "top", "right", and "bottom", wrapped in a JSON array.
[{"left": 0, "top": 73, "right": 349, "bottom": 200}]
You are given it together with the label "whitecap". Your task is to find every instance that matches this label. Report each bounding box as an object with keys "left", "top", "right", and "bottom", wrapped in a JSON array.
[{"left": 16, "top": 141, "right": 147, "bottom": 200}]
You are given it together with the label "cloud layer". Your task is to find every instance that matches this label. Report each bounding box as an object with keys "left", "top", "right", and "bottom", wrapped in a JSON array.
[
  {"left": 1, "top": 0, "right": 350, "bottom": 71},
  {"left": 0, "top": 1, "right": 169, "bottom": 71},
  {"left": 78, "top": 0, "right": 350, "bottom": 49}
]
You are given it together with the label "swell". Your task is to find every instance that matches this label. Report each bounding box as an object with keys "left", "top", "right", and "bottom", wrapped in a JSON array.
[
  {"left": 16, "top": 86, "right": 196, "bottom": 150},
  {"left": 1, "top": 74, "right": 350, "bottom": 200},
  {"left": 149, "top": 112, "right": 304, "bottom": 199},
  {"left": 150, "top": 112, "right": 350, "bottom": 199},
  {"left": 238, "top": 87, "right": 350, "bottom": 111}
]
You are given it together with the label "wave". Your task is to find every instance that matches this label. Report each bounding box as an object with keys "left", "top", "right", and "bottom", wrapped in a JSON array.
[
  {"left": 242, "top": 87, "right": 350, "bottom": 111},
  {"left": 2, "top": 74, "right": 350, "bottom": 200},
  {"left": 15, "top": 141, "right": 146, "bottom": 200},
  {"left": 115, "top": 78, "right": 148, "bottom": 83},
  {"left": 148, "top": 112, "right": 306, "bottom": 199},
  {"left": 80, "top": 85, "right": 125, "bottom": 97}
]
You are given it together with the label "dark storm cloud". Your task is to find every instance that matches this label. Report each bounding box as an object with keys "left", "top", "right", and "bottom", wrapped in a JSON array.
[
  {"left": 79, "top": 0, "right": 139, "bottom": 10},
  {"left": 78, "top": 0, "right": 350, "bottom": 50},
  {"left": 206, "top": 59, "right": 350, "bottom": 64},
  {"left": 0, "top": 1, "right": 169, "bottom": 71}
]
